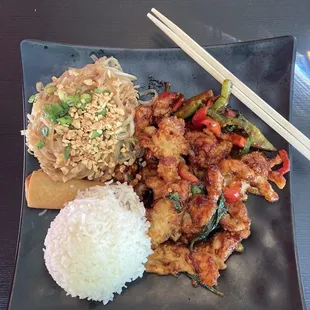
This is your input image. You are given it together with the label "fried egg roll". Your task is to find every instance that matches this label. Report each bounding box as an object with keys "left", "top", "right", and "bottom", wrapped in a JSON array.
[{"left": 25, "top": 170, "right": 103, "bottom": 209}]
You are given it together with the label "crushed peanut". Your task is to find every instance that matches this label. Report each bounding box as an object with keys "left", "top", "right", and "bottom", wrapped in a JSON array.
[{"left": 56, "top": 92, "right": 129, "bottom": 180}]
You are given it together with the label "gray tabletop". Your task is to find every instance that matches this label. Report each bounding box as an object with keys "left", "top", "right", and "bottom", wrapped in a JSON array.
[{"left": 1, "top": 0, "right": 310, "bottom": 309}]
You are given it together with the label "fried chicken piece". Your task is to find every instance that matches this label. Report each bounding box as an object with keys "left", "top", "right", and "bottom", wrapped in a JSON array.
[
  {"left": 219, "top": 158, "right": 279, "bottom": 203},
  {"left": 145, "top": 242, "right": 195, "bottom": 276},
  {"left": 141, "top": 163, "right": 158, "bottom": 180},
  {"left": 220, "top": 201, "right": 251, "bottom": 233},
  {"left": 241, "top": 151, "right": 286, "bottom": 189},
  {"left": 186, "top": 130, "right": 232, "bottom": 169},
  {"left": 182, "top": 165, "right": 224, "bottom": 235},
  {"left": 141, "top": 116, "right": 189, "bottom": 158},
  {"left": 152, "top": 96, "right": 172, "bottom": 119},
  {"left": 157, "top": 156, "right": 180, "bottom": 183},
  {"left": 145, "top": 175, "right": 190, "bottom": 201},
  {"left": 134, "top": 106, "right": 153, "bottom": 135},
  {"left": 113, "top": 163, "right": 138, "bottom": 183},
  {"left": 146, "top": 198, "right": 184, "bottom": 248},
  {"left": 204, "top": 165, "right": 224, "bottom": 200},
  {"left": 191, "top": 247, "right": 220, "bottom": 287},
  {"left": 203, "top": 230, "right": 247, "bottom": 270},
  {"left": 219, "top": 159, "right": 255, "bottom": 182},
  {"left": 182, "top": 195, "right": 217, "bottom": 234}
]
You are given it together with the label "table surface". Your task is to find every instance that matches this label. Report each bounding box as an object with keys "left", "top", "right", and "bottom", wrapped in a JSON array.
[{"left": 1, "top": 1, "right": 310, "bottom": 309}]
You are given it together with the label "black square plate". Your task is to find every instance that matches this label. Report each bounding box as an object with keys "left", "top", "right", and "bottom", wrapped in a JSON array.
[{"left": 9, "top": 37, "right": 304, "bottom": 310}]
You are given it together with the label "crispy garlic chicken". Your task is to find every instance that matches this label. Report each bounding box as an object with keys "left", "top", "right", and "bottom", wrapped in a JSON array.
[{"left": 132, "top": 80, "right": 290, "bottom": 295}]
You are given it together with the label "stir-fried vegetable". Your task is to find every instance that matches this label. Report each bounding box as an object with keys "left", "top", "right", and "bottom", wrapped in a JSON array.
[
  {"left": 175, "top": 90, "right": 214, "bottom": 119},
  {"left": 192, "top": 106, "right": 209, "bottom": 129},
  {"left": 240, "top": 136, "right": 253, "bottom": 155},
  {"left": 208, "top": 80, "right": 231, "bottom": 113},
  {"left": 166, "top": 192, "right": 183, "bottom": 213},
  {"left": 171, "top": 94, "right": 185, "bottom": 112},
  {"left": 190, "top": 194, "right": 228, "bottom": 251},
  {"left": 277, "top": 149, "right": 290, "bottom": 175},
  {"left": 186, "top": 274, "right": 224, "bottom": 297},
  {"left": 223, "top": 182, "right": 241, "bottom": 203},
  {"left": 223, "top": 114, "right": 275, "bottom": 150},
  {"left": 222, "top": 132, "right": 247, "bottom": 148},
  {"left": 205, "top": 80, "right": 275, "bottom": 151},
  {"left": 201, "top": 117, "right": 222, "bottom": 136}
]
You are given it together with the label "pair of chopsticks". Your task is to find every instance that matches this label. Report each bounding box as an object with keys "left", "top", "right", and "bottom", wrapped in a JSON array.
[{"left": 147, "top": 8, "right": 310, "bottom": 161}]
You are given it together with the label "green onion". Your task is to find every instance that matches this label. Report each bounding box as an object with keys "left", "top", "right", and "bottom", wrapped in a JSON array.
[
  {"left": 28, "top": 94, "right": 37, "bottom": 103},
  {"left": 65, "top": 95, "right": 80, "bottom": 106},
  {"left": 90, "top": 129, "right": 104, "bottom": 139},
  {"left": 40, "top": 126, "right": 49, "bottom": 137},
  {"left": 64, "top": 143, "right": 71, "bottom": 159},
  {"left": 37, "top": 140, "right": 45, "bottom": 149},
  {"left": 57, "top": 115, "right": 73, "bottom": 125},
  {"left": 80, "top": 93, "right": 92, "bottom": 110},
  {"left": 44, "top": 85, "right": 56, "bottom": 95},
  {"left": 95, "top": 107, "right": 107, "bottom": 117},
  {"left": 44, "top": 102, "right": 69, "bottom": 123},
  {"left": 80, "top": 93, "right": 91, "bottom": 104}
]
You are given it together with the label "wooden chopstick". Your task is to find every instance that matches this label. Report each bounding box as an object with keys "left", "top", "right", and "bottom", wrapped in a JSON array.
[
  {"left": 147, "top": 9, "right": 310, "bottom": 161},
  {"left": 150, "top": 8, "right": 310, "bottom": 149}
]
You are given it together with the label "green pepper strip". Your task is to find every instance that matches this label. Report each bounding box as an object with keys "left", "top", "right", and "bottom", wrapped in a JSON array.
[
  {"left": 208, "top": 80, "right": 232, "bottom": 113},
  {"left": 240, "top": 136, "right": 253, "bottom": 155},
  {"left": 175, "top": 90, "right": 213, "bottom": 119},
  {"left": 220, "top": 79, "right": 232, "bottom": 101},
  {"left": 206, "top": 80, "right": 275, "bottom": 151},
  {"left": 225, "top": 115, "right": 275, "bottom": 151},
  {"left": 208, "top": 110, "right": 275, "bottom": 151}
]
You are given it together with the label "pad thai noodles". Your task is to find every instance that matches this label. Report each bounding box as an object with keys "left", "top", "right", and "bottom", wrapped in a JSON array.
[{"left": 22, "top": 57, "right": 152, "bottom": 182}]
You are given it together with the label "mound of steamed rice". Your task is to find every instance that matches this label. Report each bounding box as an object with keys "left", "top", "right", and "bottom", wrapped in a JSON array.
[{"left": 43, "top": 184, "right": 152, "bottom": 305}]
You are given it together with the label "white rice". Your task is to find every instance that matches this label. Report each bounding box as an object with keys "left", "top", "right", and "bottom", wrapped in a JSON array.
[{"left": 43, "top": 184, "right": 152, "bottom": 305}]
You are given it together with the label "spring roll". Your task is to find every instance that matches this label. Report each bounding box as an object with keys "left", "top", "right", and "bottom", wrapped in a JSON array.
[{"left": 25, "top": 170, "right": 104, "bottom": 209}]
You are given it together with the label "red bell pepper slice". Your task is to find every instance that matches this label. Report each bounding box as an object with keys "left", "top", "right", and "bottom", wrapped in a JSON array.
[
  {"left": 178, "top": 163, "right": 199, "bottom": 184},
  {"left": 157, "top": 92, "right": 177, "bottom": 100},
  {"left": 277, "top": 149, "right": 290, "bottom": 175},
  {"left": 192, "top": 106, "right": 209, "bottom": 129},
  {"left": 201, "top": 117, "right": 221, "bottom": 137},
  {"left": 222, "top": 133, "right": 247, "bottom": 148},
  {"left": 171, "top": 94, "right": 185, "bottom": 112},
  {"left": 224, "top": 182, "right": 241, "bottom": 203}
]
